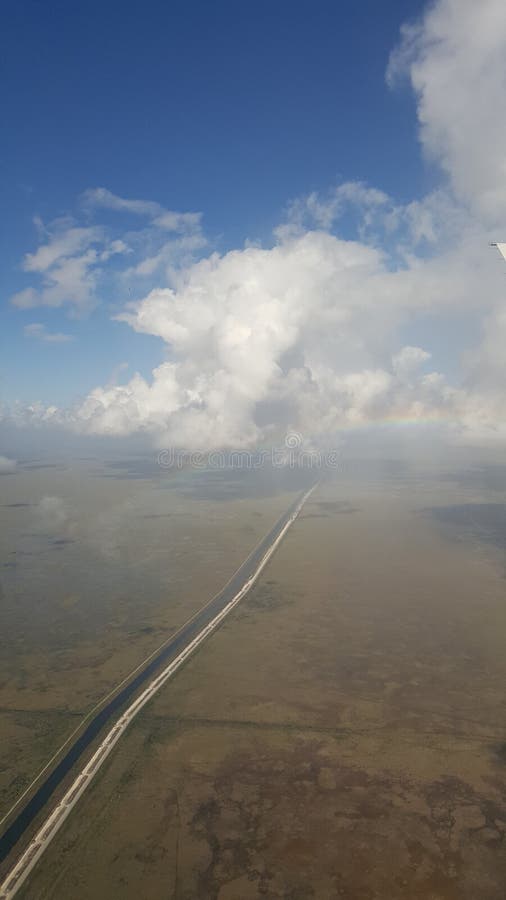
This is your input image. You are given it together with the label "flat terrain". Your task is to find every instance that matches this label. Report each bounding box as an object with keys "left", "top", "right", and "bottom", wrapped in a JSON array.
[
  {"left": 14, "top": 461, "right": 506, "bottom": 899},
  {"left": 0, "top": 459, "right": 300, "bottom": 823}
]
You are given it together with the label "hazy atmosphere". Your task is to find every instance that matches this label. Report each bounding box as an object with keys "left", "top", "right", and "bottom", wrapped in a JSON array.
[{"left": 2, "top": 1, "right": 506, "bottom": 898}]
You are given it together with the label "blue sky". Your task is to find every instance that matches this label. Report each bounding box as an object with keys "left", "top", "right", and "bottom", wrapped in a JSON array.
[
  {"left": 2, "top": 0, "right": 427, "bottom": 405},
  {"left": 2, "top": 0, "right": 506, "bottom": 451}
]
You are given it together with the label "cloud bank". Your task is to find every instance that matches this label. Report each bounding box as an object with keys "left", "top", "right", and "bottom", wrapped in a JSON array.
[{"left": 6, "top": 0, "right": 506, "bottom": 450}]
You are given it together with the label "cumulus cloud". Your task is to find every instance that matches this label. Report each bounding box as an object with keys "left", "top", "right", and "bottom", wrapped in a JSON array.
[
  {"left": 6, "top": 0, "right": 506, "bottom": 449},
  {"left": 387, "top": 0, "right": 506, "bottom": 224},
  {"left": 72, "top": 223, "right": 504, "bottom": 448},
  {"left": 392, "top": 346, "right": 431, "bottom": 380},
  {"left": 75, "top": 234, "right": 389, "bottom": 447}
]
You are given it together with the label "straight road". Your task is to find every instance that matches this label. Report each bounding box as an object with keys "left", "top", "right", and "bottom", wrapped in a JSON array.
[{"left": 0, "top": 482, "right": 317, "bottom": 899}]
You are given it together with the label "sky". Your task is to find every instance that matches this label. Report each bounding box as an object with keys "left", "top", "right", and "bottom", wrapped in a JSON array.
[{"left": 2, "top": 0, "right": 506, "bottom": 453}]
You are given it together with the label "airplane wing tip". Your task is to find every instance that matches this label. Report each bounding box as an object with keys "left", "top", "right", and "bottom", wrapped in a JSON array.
[{"left": 492, "top": 242, "right": 506, "bottom": 262}]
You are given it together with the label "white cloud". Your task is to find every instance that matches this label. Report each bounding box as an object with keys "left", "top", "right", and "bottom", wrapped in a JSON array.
[
  {"left": 81, "top": 187, "right": 162, "bottom": 218},
  {"left": 387, "top": 0, "right": 506, "bottom": 225},
  {"left": 154, "top": 210, "right": 203, "bottom": 232},
  {"left": 286, "top": 182, "right": 390, "bottom": 233},
  {"left": 13, "top": 251, "right": 99, "bottom": 312},
  {"left": 10, "top": 225, "right": 104, "bottom": 313},
  {"left": 122, "top": 232, "right": 208, "bottom": 280},
  {"left": 7, "top": 222, "right": 505, "bottom": 448},
  {"left": 82, "top": 187, "right": 202, "bottom": 233},
  {"left": 73, "top": 227, "right": 497, "bottom": 448},
  {"left": 24, "top": 323, "right": 74, "bottom": 343},
  {"left": 35, "top": 495, "right": 68, "bottom": 532},
  {"left": 16, "top": 202, "right": 506, "bottom": 449},
  {"left": 0, "top": 456, "right": 17, "bottom": 474},
  {"left": 284, "top": 181, "right": 472, "bottom": 256},
  {"left": 7, "top": 0, "right": 506, "bottom": 449},
  {"left": 392, "top": 346, "right": 431, "bottom": 380},
  {"left": 10, "top": 288, "right": 40, "bottom": 309},
  {"left": 23, "top": 226, "right": 101, "bottom": 273},
  {"left": 9, "top": 192, "right": 206, "bottom": 315}
]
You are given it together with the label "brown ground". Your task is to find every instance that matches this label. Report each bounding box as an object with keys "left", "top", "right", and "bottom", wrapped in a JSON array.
[
  {"left": 11, "top": 467, "right": 506, "bottom": 898},
  {"left": 0, "top": 461, "right": 295, "bottom": 819}
]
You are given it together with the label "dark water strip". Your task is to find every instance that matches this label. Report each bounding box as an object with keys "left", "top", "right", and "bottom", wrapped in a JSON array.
[{"left": 0, "top": 491, "right": 305, "bottom": 864}]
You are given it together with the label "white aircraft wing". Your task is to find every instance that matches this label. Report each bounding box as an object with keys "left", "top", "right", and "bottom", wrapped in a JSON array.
[{"left": 493, "top": 242, "right": 506, "bottom": 262}]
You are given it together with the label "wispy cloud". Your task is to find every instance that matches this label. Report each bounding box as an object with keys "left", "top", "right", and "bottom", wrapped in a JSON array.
[
  {"left": 24, "top": 323, "right": 74, "bottom": 343},
  {"left": 35, "top": 495, "right": 69, "bottom": 532},
  {"left": 0, "top": 456, "right": 17, "bottom": 474},
  {"left": 10, "top": 224, "right": 105, "bottom": 313},
  {"left": 81, "top": 187, "right": 202, "bottom": 233},
  {"left": 9, "top": 191, "right": 205, "bottom": 315},
  {"left": 81, "top": 187, "right": 162, "bottom": 218},
  {"left": 22, "top": 226, "right": 102, "bottom": 273}
]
